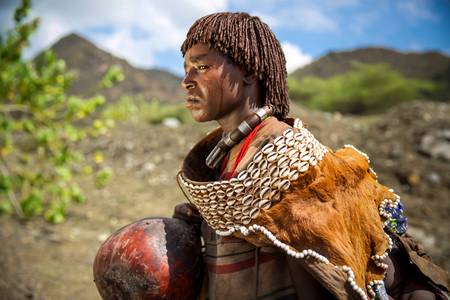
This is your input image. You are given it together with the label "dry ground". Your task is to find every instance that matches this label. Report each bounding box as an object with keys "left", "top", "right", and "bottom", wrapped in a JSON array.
[{"left": 1, "top": 102, "right": 448, "bottom": 299}]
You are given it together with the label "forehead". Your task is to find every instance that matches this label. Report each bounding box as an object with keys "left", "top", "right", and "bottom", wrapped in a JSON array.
[{"left": 184, "top": 43, "right": 226, "bottom": 63}]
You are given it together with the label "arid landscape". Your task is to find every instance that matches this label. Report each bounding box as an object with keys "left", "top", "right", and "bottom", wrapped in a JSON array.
[
  {"left": 1, "top": 99, "right": 449, "bottom": 299},
  {"left": 0, "top": 33, "right": 449, "bottom": 299}
]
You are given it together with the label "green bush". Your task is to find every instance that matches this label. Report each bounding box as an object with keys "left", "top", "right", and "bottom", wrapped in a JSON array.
[
  {"left": 102, "top": 95, "right": 192, "bottom": 124},
  {"left": 0, "top": 0, "right": 119, "bottom": 222},
  {"left": 288, "top": 62, "right": 436, "bottom": 114}
]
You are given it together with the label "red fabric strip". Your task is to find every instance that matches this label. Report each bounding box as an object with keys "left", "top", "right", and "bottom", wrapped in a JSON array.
[
  {"left": 221, "top": 122, "right": 264, "bottom": 180},
  {"left": 207, "top": 252, "right": 276, "bottom": 274}
]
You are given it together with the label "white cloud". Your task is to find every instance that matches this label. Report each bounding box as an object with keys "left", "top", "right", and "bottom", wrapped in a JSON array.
[
  {"left": 281, "top": 42, "right": 313, "bottom": 73},
  {"left": 398, "top": 0, "right": 437, "bottom": 21},
  {"left": 2, "top": 0, "right": 228, "bottom": 68},
  {"left": 234, "top": 0, "right": 361, "bottom": 32},
  {"left": 296, "top": 8, "right": 337, "bottom": 32},
  {"left": 351, "top": 12, "right": 379, "bottom": 35}
]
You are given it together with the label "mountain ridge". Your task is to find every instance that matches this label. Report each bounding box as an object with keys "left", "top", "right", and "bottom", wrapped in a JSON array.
[
  {"left": 291, "top": 46, "right": 450, "bottom": 81},
  {"left": 44, "top": 33, "right": 184, "bottom": 103}
]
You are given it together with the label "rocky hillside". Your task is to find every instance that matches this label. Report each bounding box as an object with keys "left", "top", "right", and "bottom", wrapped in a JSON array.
[
  {"left": 291, "top": 47, "right": 450, "bottom": 81},
  {"left": 44, "top": 33, "right": 184, "bottom": 103}
]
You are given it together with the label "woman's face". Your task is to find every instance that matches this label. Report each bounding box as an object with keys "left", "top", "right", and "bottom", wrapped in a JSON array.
[{"left": 182, "top": 43, "right": 248, "bottom": 123}]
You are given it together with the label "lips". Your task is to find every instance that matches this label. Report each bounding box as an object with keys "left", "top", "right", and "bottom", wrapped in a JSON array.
[{"left": 185, "top": 95, "right": 201, "bottom": 109}]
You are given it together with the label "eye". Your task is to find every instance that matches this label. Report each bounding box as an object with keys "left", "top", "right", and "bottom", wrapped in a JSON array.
[{"left": 198, "top": 65, "right": 209, "bottom": 71}]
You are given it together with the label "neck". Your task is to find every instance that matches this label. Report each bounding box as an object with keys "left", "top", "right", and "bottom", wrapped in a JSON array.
[
  {"left": 218, "top": 88, "right": 261, "bottom": 133},
  {"left": 217, "top": 105, "right": 255, "bottom": 134}
]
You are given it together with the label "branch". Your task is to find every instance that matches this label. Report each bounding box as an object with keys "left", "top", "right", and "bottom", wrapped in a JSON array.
[
  {"left": 0, "top": 158, "right": 24, "bottom": 218},
  {"left": 0, "top": 104, "right": 30, "bottom": 113}
]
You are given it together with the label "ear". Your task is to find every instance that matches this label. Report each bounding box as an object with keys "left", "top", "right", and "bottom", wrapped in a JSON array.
[{"left": 243, "top": 72, "right": 258, "bottom": 85}]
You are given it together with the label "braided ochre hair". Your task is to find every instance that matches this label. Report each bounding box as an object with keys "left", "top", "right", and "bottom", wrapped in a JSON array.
[{"left": 181, "top": 12, "right": 290, "bottom": 119}]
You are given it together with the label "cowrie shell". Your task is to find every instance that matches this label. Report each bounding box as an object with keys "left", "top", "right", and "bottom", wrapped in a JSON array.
[
  {"left": 252, "top": 178, "right": 261, "bottom": 187},
  {"left": 288, "top": 170, "right": 299, "bottom": 181},
  {"left": 258, "top": 159, "right": 268, "bottom": 170},
  {"left": 254, "top": 151, "right": 264, "bottom": 163},
  {"left": 227, "top": 200, "right": 236, "bottom": 208},
  {"left": 267, "top": 151, "right": 278, "bottom": 162},
  {"left": 237, "top": 171, "right": 248, "bottom": 181},
  {"left": 246, "top": 161, "right": 256, "bottom": 172},
  {"left": 260, "top": 169, "right": 269, "bottom": 178},
  {"left": 279, "top": 179, "right": 291, "bottom": 191},
  {"left": 242, "top": 206, "right": 251, "bottom": 216},
  {"left": 286, "top": 138, "right": 295, "bottom": 147},
  {"left": 242, "top": 195, "right": 253, "bottom": 206},
  {"left": 230, "top": 178, "right": 239, "bottom": 184},
  {"left": 260, "top": 176, "right": 271, "bottom": 187},
  {"left": 243, "top": 177, "right": 253, "bottom": 187},
  {"left": 259, "top": 199, "right": 271, "bottom": 209},
  {"left": 294, "top": 133, "right": 304, "bottom": 141},
  {"left": 250, "top": 207, "right": 260, "bottom": 218},
  {"left": 242, "top": 217, "right": 251, "bottom": 225},
  {"left": 277, "top": 156, "right": 289, "bottom": 168},
  {"left": 299, "top": 162, "right": 309, "bottom": 173},
  {"left": 252, "top": 187, "right": 261, "bottom": 198},
  {"left": 234, "top": 183, "right": 245, "bottom": 193},
  {"left": 226, "top": 221, "right": 234, "bottom": 227},
  {"left": 270, "top": 177, "right": 280, "bottom": 189},
  {"left": 269, "top": 190, "right": 281, "bottom": 202},
  {"left": 251, "top": 197, "right": 261, "bottom": 206},
  {"left": 262, "top": 143, "right": 275, "bottom": 154},
  {"left": 276, "top": 144, "right": 288, "bottom": 155},
  {"left": 233, "top": 210, "right": 243, "bottom": 219},
  {"left": 216, "top": 190, "right": 226, "bottom": 198},
  {"left": 274, "top": 136, "right": 285, "bottom": 146},
  {"left": 250, "top": 168, "right": 261, "bottom": 179},
  {"left": 213, "top": 182, "right": 222, "bottom": 190},
  {"left": 300, "top": 152, "right": 311, "bottom": 162},
  {"left": 279, "top": 167, "right": 290, "bottom": 178},
  {"left": 287, "top": 148, "right": 299, "bottom": 158},
  {"left": 269, "top": 166, "right": 279, "bottom": 177},
  {"left": 283, "top": 129, "right": 294, "bottom": 139},
  {"left": 260, "top": 187, "right": 271, "bottom": 199},
  {"left": 309, "top": 156, "right": 317, "bottom": 166}
]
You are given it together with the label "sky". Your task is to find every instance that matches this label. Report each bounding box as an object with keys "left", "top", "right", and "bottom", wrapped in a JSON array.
[{"left": 0, "top": 0, "right": 449, "bottom": 76}]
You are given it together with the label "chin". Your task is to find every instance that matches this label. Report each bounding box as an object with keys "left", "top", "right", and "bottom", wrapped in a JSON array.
[{"left": 191, "top": 111, "right": 212, "bottom": 123}]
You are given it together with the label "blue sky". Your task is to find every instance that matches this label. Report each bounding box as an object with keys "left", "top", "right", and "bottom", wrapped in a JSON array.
[{"left": 0, "top": 0, "right": 449, "bottom": 75}]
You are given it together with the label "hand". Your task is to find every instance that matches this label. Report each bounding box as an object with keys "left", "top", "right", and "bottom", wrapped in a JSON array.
[{"left": 172, "top": 202, "right": 203, "bottom": 225}]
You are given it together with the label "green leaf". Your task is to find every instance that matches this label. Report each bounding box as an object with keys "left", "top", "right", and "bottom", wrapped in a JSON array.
[
  {"left": 55, "top": 166, "right": 72, "bottom": 181},
  {"left": 44, "top": 208, "right": 65, "bottom": 224},
  {"left": 70, "top": 185, "right": 86, "bottom": 203},
  {"left": 0, "top": 175, "right": 12, "bottom": 194},
  {"left": 20, "top": 192, "right": 43, "bottom": 217},
  {"left": 14, "top": 0, "right": 31, "bottom": 23},
  {"left": 95, "top": 167, "right": 113, "bottom": 188},
  {"left": 100, "top": 65, "right": 125, "bottom": 89},
  {"left": 0, "top": 200, "right": 13, "bottom": 215}
]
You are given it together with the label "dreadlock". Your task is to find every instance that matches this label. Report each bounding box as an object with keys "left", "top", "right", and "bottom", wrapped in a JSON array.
[{"left": 181, "top": 12, "right": 290, "bottom": 119}]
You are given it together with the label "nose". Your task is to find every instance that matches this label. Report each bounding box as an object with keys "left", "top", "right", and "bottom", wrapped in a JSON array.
[{"left": 181, "top": 70, "right": 196, "bottom": 90}]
